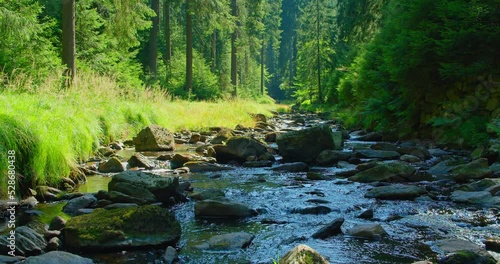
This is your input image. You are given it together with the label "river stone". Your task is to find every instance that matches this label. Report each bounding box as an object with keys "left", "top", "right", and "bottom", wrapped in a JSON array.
[
  {"left": 397, "top": 147, "right": 431, "bottom": 161},
  {"left": 265, "top": 132, "right": 279, "bottom": 142},
  {"left": 0, "top": 226, "right": 46, "bottom": 256},
  {"left": 357, "top": 132, "right": 383, "bottom": 141},
  {"left": 110, "top": 182, "right": 157, "bottom": 203},
  {"left": 189, "top": 189, "right": 225, "bottom": 201},
  {"left": 0, "top": 255, "right": 25, "bottom": 263},
  {"left": 24, "top": 251, "right": 93, "bottom": 264},
  {"left": 411, "top": 261, "right": 433, "bottom": 264},
  {"left": 312, "top": 218, "right": 344, "bottom": 239},
  {"left": 315, "top": 150, "right": 351, "bottom": 166},
  {"left": 436, "top": 239, "right": 486, "bottom": 254},
  {"left": 347, "top": 223, "right": 388, "bottom": 240},
  {"left": 439, "top": 250, "right": 497, "bottom": 264},
  {"left": 243, "top": 160, "right": 273, "bottom": 167},
  {"left": 371, "top": 143, "right": 399, "bottom": 151},
  {"left": 272, "top": 162, "right": 309, "bottom": 172},
  {"left": 400, "top": 154, "right": 421, "bottom": 163},
  {"left": 355, "top": 150, "right": 401, "bottom": 160},
  {"left": 46, "top": 237, "right": 60, "bottom": 251},
  {"left": 277, "top": 124, "right": 339, "bottom": 163},
  {"left": 164, "top": 246, "right": 177, "bottom": 264},
  {"left": 133, "top": 125, "right": 175, "bottom": 151},
  {"left": 195, "top": 232, "right": 254, "bottom": 250},
  {"left": 184, "top": 161, "right": 234, "bottom": 172},
  {"left": 170, "top": 153, "right": 215, "bottom": 169},
  {"left": 98, "top": 157, "right": 125, "bottom": 173},
  {"left": 213, "top": 137, "right": 269, "bottom": 163},
  {"left": 358, "top": 208, "right": 374, "bottom": 219},
  {"left": 484, "top": 239, "right": 500, "bottom": 252},
  {"left": 450, "top": 190, "right": 499, "bottom": 206},
  {"left": 106, "top": 191, "right": 147, "bottom": 205},
  {"left": 365, "top": 185, "right": 427, "bottom": 200},
  {"left": 451, "top": 158, "right": 492, "bottom": 182},
  {"left": 108, "top": 171, "right": 179, "bottom": 204},
  {"left": 127, "top": 153, "right": 155, "bottom": 169},
  {"left": 348, "top": 162, "right": 416, "bottom": 183},
  {"left": 194, "top": 200, "right": 254, "bottom": 218},
  {"left": 63, "top": 194, "right": 97, "bottom": 216},
  {"left": 291, "top": 206, "right": 332, "bottom": 215},
  {"left": 278, "top": 244, "right": 329, "bottom": 264},
  {"left": 64, "top": 205, "right": 181, "bottom": 251},
  {"left": 458, "top": 179, "right": 498, "bottom": 192},
  {"left": 49, "top": 216, "right": 67, "bottom": 231},
  {"left": 104, "top": 203, "right": 138, "bottom": 209}
]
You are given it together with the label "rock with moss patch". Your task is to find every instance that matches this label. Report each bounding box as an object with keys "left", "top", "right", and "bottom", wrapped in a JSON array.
[
  {"left": 347, "top": 223, "right": 388, "bottom": 240},
  {"left": 439, "top": 250, "right": 497, "bottom": 264},
  {"left": 98, "top": 157, "right": 125, "bottom": 173},
  {"left": 278, "top": 244, "right": 329, "bottom": 264},
  {"left": 355, "top": 150, "right": 401, "bottom": 160},
  {"left": 133, "top": 125, "right": 175, "bottom": 151},
  {"left": 108, "top": 171, "right": 179, "bottom": 204},
  {"left": 213, "top": 137, "right": 269, "bottom": 163},
  {"left": 365, "top": 185, "right": 427, "bottom": 200},
  {"left": 348, "top": 162, "right": 416, "bottom": 183},
  {"left": 195, "top": 232, "right": 254, "bottom": 250},
  {"left": 63, "top": 194, "right": 97, "bottom": 216},
  {"left": 63, "top": 205, "right": 181, "bottom": 251},
  {"left": 277, "top": 125, "right": 339, "bottom": 163},
  {"left": 315, "top": 150, "right": 351, "bottom": 166},
  {"left": 451, "top": 158, "right": 492, "bottom": 182},
  {"left": 184, "top": 161, "right": 234, "bottom": 172}
]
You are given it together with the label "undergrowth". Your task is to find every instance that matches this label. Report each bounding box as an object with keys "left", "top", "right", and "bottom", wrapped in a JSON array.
[{"left": 0, "top": 71, "right": 277, "bottom": 197}]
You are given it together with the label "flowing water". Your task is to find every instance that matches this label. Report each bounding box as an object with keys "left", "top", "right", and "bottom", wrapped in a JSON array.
[{"left": 13, "top": 113, "right": 500, "bottom": 263}]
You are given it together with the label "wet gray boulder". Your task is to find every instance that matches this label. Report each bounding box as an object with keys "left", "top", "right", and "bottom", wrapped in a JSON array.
[
  {"left": 170, "top": 153, "right": 215, "bottom": 169},
  {"left": 24, "top": 251, "right": 93, "bottom": 264},
  {"left": 133, "top": 125, "right": 175, "bottom": 151},
  {"left": 450, "top": 190, "right": 499, "bottom": 206},
  {"left": 213, "top": 137, "right": 269, "bottom": 163},
  {"left": 397, "top": 146, "right": 431, "bottom": 161},
  {"left": 316, "top": 150, "right": 351, "bottom": 166},
  {"left": 312, "top": 218, "right": 344, "bottom": 239},
  {"left": 98, "top": 157, "right": 125, "bottom": 173},
  {"left": 108, "top": 171, "right": 179, "bottom": 204},
  {"left": 195, "top": 232, "right": 254, "bottom": 250},
  {"left": 63, "top": 205, "right": 181, "bottom": 251},
  {"left": 277, "top": 125, "right": 341, "bottom": 163},
  {"left": 48, "top": 216, "right": 67, "bottom": 231},
  {"left": 108, "top": 182, "right": 157, "bottom": 203},
  {"left": 62, "top": 194, "right": 97, "bottom": 216},
  {"left": 355, "top": 150, "right": 401, "bottom": 160},
  {"left": 194, "top": 200, "right": 255, "bottom": 218},
  {"left": 348, "top": 162, "right": 416, "bottom": 183},
  {"left": 163, "top": 246, "right": 178, "bottom": 264},
  {"left": 435, "top": 239, "right": 496, "bottom": 264},
  {"left": 347, "top": 223, "right": 388, "bottom": 240},
  {"left": 400, "top": 154, "right": 421, "bottom": 163},
  {"left": 451, "top": 158, "right": 492, "bottom": 182},
  {"left": 127, "top": 153, "right": 155, "bottom": 169},
  {"left": 0, "top": 226, "right": 46, "bottom": 256},
  {"left": 272, "top": 162, "right": 309, "bottom": 172},
  {"left": 365, "top": 185, "right": 427, "bottom": 200},
  {"left": 278, "top": 244, "right": 329, "bottom": 264}
]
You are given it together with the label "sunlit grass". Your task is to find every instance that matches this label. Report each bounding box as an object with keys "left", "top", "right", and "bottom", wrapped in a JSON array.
[{"left": 0, "top": 71, "right": 279, "bottom": 197}]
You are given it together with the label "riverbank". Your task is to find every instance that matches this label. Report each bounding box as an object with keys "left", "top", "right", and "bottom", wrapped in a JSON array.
[{"left": 0, "top": 72, "right": 281, "bottom": 197}]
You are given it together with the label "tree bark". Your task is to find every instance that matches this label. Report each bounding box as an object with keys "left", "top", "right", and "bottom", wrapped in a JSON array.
[
  {"left": 149, "top": 0, "right": 160, "bottom": 78},
  {"left": 261, "top": 40, "right": 265, "bottom": 95},
  {"left": 211, "top": 31, "right": 217, "bottom": 72},
  {"left": 186, "top": 0, "right": 193, "bottom": 94},
  {"left": 62, "top": 0, "right": 76, "bottom": 85},
  {"left": 230, "top": 0, "right": 238, "bottom": 98},
  {"left": 316, "top": 0, "right": 322, "bottom": 103},
  {"left": 164, "top": 0, "right": 171, "bottom": 63}
]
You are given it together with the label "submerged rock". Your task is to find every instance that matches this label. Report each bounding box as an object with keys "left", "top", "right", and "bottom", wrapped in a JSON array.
[
  {"left": 278, "top": 244, "right": 329, "bottom": 264},
  {"left": 24, "top": 251, "right": 93, "bottom": 264},
  {"left": 195, "top": 232, "right": 254, "bottom": 250},
  {"left": 277, "top": 125, "right": 340, "bottom": 163},
  {"left": 194, "top": 200, "right": 255, "bottom": 218},
  {"left": 365, "top": 185, "right": 427, "bottom": 200},
  {"left": 133, "top": 125, "right": 175, "bottom": 151},
  {"left": 63, "top": 205, "right": 181, "bottom": 251},
  {"left": 348, "top": 162, "right": 416, "bottom": 183}
]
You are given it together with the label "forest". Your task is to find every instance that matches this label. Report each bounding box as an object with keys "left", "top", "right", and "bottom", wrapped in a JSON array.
[{"left": 0, "top": 0, "right": 499, "bottom": 263}]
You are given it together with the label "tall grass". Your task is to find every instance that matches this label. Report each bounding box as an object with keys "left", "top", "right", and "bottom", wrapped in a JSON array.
[{"left": 0, "top": 71, "right": 278, "bottom": 197}]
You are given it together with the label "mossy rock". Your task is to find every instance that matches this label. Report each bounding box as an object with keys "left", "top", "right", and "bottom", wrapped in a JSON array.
[
  {"left": 279, "top": 244, "right": 329, "bottom": 264},
  {"left": 63, "top": 205, "right": 181, "bottom": 251},
  {"left": 348, "top": 162, "right": 416, "bottom": 183},
  {"left": 451, "top": 158, "right": 492, "bottom": 182}
]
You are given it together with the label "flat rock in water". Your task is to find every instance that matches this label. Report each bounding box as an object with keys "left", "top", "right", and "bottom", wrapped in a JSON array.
[
  {"left": 272, "top": 162, "right": 309, "bottom": 172},
  {"left": 127, "top": 153, "right": 155, "bottom": 169},
  {"left": 277, "top": 125, "right": 340, "bottom": 163},
  {"left": 194, "top": 200, "right": 254, "bottom": 218},
  {"left": 24, "top": 250, "right": 93, "bottom": 264},
  {"left": 62, "top": 194, "right": 97, "bottom": 216},
  {"left": 451, "top": 158, "right": 492, "bottom": 182},
  {"left": 108, "top": 171, "right": 179, "bottom": 204},
  {"left": 312, "top": 218, "right": 344, "bottom": 239},
  {"left": 195, "top": 232, "right": 254, "bottom": 250},
  {"left": 184, "top": 161, "right": 234, "bottom": 172},
  {"left": 355, "top": 150, "right": 401, "bottom": 160},
  {"left": 347, "top": 223, "right": 388, "bottom": 240},
  {"left": 291, "top": 206, "right": 332, "bottom": 215},
  {"left": 133, "top": 125, "right": 175, "bottom": 151},
  {"left": 63, "top": 205, "right": 181, "bottom": 251},
  {"left": 365, "top": 185, "right": 427, "bottom": 200},
  {"left": 278, "top": 244, "right": 329, "bottom": 264},
  {"left": 450, "top": 190, "right": 499, "bottom": 206},
  {"left": 348, "top": 162, "right": 416, "bottom": 183}
]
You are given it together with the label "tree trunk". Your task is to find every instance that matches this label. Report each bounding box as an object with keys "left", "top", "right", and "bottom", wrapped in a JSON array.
[
  {"left": 186, "top": 0, "right": 193, "bottom": 94},
  {"left": 62, "top": 0, "right": 76, "bottom": 85},
  {"left": 231, "top": 0, "right": 238, "bottom": 98},
  {"left": 164, "top": 0, "right": 171, "bottom": 82},
  {"left": 211, "top": 31, "right": 217, "bottom": 72},
  {"left": 149, "top": 0, "right": 160, "bottom": 78},
  {"left": 316, "top": 0, "right": 322, "bottom": 103},
  {"left": 261, "top": 40, "right": 265, "bottom": 95}
]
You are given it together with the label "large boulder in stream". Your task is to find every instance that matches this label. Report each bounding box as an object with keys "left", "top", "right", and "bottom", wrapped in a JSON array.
[
  {"left": 194, "top": 200, "right": 255, "bottom": 218},
  {"left": 63, "top": 205, "right": 181, "bottom": 251},
  {"left": 435, "top": 239, "right": 496, "bottom": 264},
  {"left": 108, "top": 171, "right": 179, "bottom": 204},
  {"left": 213, "top": 137, "right": 269, "bottom": 163},
  {"left": 347, "top": 223, "right": 388, "bottom": 240},
  {"left": 451, "top": 158, "right": 492, "bottom": 182},
  {"left": 277, "top": 125, "right": 341, "bottom": 163},
  {"left": 133, "top": 125, "right": 175, "bottom": 151},
  {"left": 278, "top": 244, "right": 329, "bottom": 264},
  {"left": 24, "top": 251, "right": 93, "bottom": 264},
  {"left": 365, "top": 185, "right": 427, "bottom": 200},
  {"left": 348, "top": 162, "right": 416, "bottom": 183},
  {"left": 0, "top": 226, "right": 46, "bottom": 256}
]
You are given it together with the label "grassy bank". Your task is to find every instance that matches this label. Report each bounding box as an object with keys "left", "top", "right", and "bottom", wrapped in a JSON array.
[{"left": 0, "top": 72, "right": 279, "bottom": 197}]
